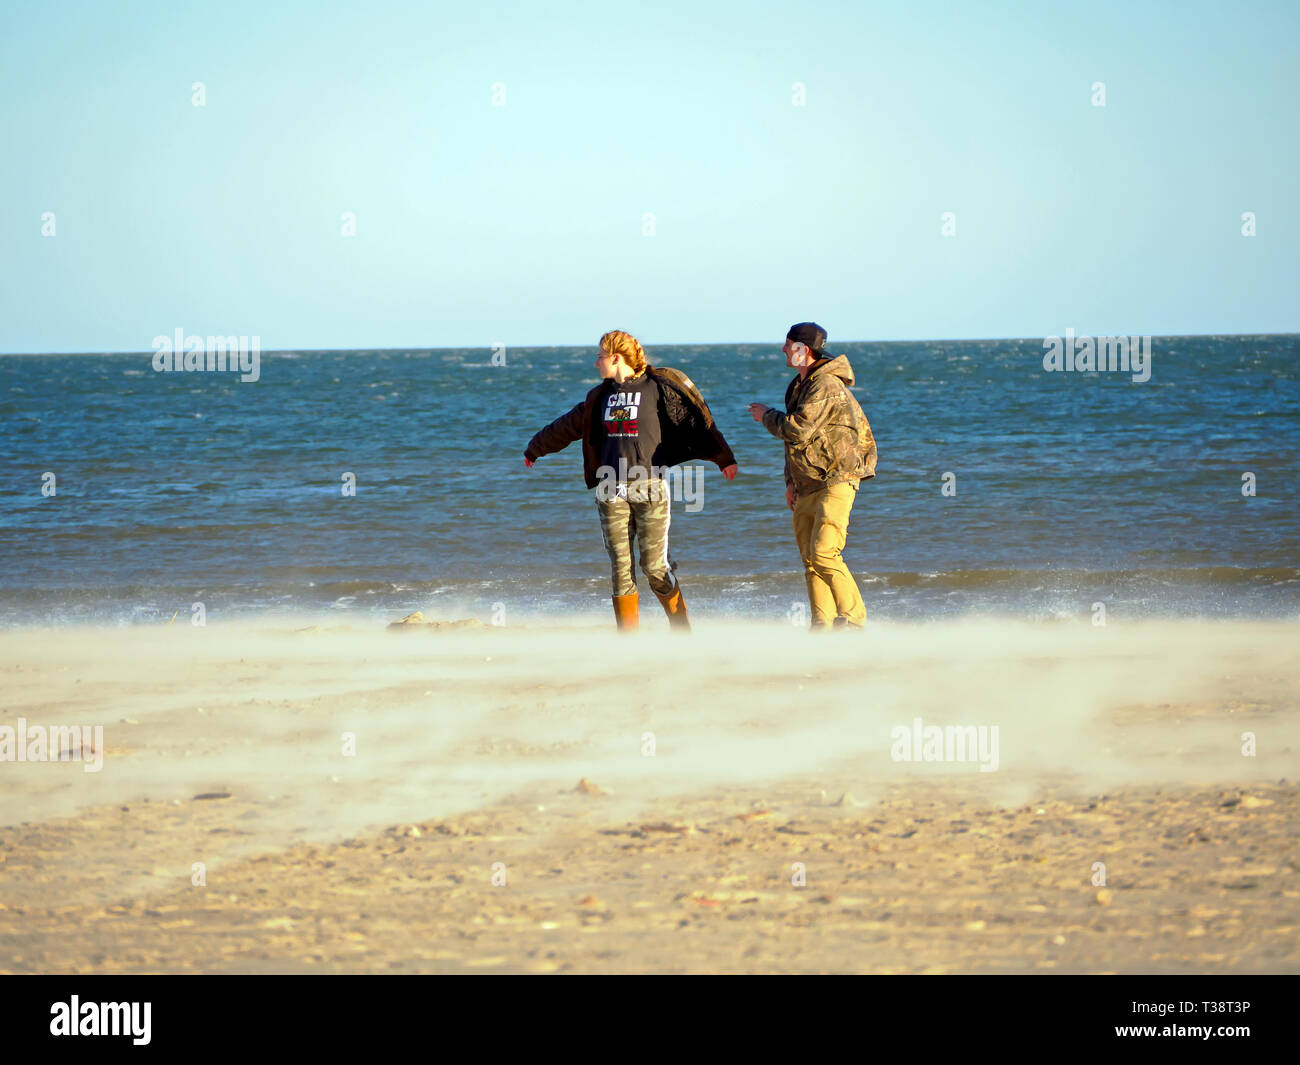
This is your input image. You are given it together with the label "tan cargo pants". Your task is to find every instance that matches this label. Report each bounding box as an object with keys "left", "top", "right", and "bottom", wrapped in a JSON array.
[{"left": 792, "top": 481, "right": 866, "bottom": 628}]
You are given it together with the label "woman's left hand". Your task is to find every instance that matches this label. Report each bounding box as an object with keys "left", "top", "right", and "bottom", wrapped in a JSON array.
[{"left": 721, "top": 464, "right": 739, "bottom": 481}]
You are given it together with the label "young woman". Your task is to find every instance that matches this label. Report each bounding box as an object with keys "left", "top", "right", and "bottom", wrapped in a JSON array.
[{"left": 524, "top": 330, "right": 739, "bottom": 631}]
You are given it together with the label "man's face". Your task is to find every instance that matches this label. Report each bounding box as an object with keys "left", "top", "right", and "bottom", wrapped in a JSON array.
[{"left": 782, "top": 339, "right": 807, "bottom": 368}]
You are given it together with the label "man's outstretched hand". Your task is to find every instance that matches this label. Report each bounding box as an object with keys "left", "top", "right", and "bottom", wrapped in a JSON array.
[{"left": 747, "top": 403, "right": 769, "bottom": 422}]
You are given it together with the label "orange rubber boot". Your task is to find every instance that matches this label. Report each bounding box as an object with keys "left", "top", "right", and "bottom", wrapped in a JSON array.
[
  {"left": 612, "top": 593, "right": 639, "bottom": 631},
  {"left": 654, "top": 585, "right": 691, "bottom": 632}
]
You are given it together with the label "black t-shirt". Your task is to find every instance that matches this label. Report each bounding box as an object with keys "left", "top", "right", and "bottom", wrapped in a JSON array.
[{"left": 598, "top": 374, "right": 663, "bottom": 480}]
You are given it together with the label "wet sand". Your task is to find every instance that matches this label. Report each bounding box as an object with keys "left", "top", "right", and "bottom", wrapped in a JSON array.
[{"left": 1, "top": 618, "right": 1297, "bottom": 973}]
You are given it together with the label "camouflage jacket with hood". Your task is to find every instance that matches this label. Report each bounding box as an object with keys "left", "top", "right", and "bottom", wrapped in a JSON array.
[
  {"left": 761, "top": 354, "right": 877, "bottom": 496},
  {"left": 525, "top": 366, "right": 737, "bottom": 489}
]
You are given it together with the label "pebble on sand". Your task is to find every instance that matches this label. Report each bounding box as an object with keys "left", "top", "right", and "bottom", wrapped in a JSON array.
[{"left": 388, "top": 611, "right": 486, "bottom": 631}]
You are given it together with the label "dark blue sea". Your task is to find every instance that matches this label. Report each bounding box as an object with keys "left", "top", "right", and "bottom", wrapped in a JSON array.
[{"left": 2, "top": 335, "right": 1298, "bottom": 627}]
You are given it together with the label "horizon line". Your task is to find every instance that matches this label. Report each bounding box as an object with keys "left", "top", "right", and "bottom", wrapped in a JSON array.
[{"left": 2, "top": 329, "right": 1298, "bottom": 357}]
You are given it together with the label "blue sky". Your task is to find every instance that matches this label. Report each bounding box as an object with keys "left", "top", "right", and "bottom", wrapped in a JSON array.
[{"left": 1, "top": 0, "right": 1296, "bottom": 352}]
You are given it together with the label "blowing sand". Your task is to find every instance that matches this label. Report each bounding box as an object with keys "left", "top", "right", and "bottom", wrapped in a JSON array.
[{"left": 0, "top": 616, "right": 1296, "bottom": 974}]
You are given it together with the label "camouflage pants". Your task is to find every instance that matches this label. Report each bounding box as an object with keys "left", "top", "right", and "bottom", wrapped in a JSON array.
[{"left": 595, "top": 479, "right": 677, "bottom": 598}]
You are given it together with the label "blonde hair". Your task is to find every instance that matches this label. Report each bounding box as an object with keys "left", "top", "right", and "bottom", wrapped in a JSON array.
[{"left": 599, "top": 330, "right": 647, "bottom": 374}]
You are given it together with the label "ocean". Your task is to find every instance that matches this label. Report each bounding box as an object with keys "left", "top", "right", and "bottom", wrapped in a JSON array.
[{"left": 2, "top": 335, "right": 1298, "bottom": 627}]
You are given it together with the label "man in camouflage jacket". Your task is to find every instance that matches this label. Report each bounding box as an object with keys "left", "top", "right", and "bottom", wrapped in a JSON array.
[{"left": 749, "top": 322, "right": 876, "bottom": 630}]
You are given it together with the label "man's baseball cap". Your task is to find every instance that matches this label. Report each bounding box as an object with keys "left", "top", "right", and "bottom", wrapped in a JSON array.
[{"left": 786, "top": 322, "right": 828, "bottom": 355}]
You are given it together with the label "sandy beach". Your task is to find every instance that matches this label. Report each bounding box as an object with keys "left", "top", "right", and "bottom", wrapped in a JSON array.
[{"left": 1, "top": 617, "right": 1296, "bottom": 974}]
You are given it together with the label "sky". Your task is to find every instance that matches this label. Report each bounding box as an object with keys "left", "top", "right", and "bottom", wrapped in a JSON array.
[{"left": 1, "top": 0, "right": 1296, "bottom": 352}]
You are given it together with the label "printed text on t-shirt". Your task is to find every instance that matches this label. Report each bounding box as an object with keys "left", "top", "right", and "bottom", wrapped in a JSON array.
[{"left": 605, "top": 391, "right": 641, "bottom": 437}]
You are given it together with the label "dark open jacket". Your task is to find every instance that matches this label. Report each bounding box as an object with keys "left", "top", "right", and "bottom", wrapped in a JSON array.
[{"left": 525, "top": 366, "right": 737, "bottom": 489}]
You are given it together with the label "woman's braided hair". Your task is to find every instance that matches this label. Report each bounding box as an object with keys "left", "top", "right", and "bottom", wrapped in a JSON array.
[{"left": 599, "top": 330, "right": 647, "bottom": 374}]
